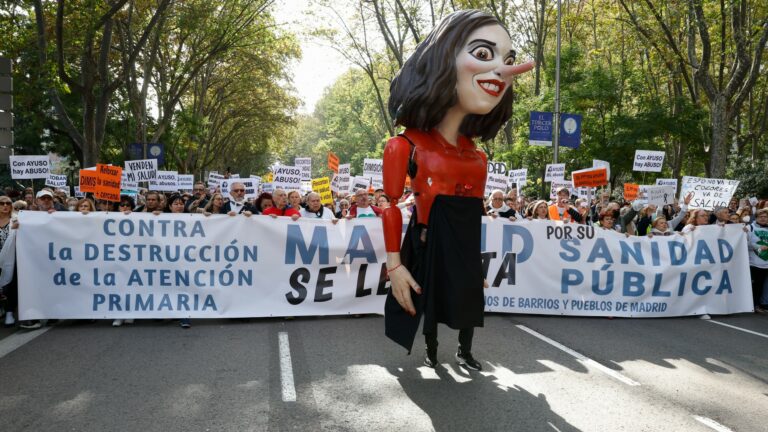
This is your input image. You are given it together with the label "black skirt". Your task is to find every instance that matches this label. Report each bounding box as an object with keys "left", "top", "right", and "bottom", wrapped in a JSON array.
[{"left": 385, "top": 195, "right": 485, "bottom": 352}]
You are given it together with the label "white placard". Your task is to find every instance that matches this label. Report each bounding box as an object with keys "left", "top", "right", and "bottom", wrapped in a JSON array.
[
  {"left": 300, "top": 180, "right": 313, "bottom": 194},
  {"left": 575, "top": 187, "right": 596, "bottom": 201},
  {"left": 249, "top": 175, "right": 262, "bottom": 192},
  {"left": 123, "top": 159, "right": 158, "bottom": 182},
  {"left": 121, "top": 171, "right": 139, "bottom": 191},
  {"left": 295, "top": 157, "right": 312, "bottom": 181},
  {"left": 272, "top": 165, "right": 302, "bottom": 191},
  {"left": 10, "top": 155, "right": 50, "bottom": 179},
  {"left": 45, "top": 174, "right": 67, "bottom": 188},
  {"left": 330, "top": 174, "right": 339, "bottom": 194},
  {"left": 592, "top": 159, "right": 610, "bottom": 180},
  {"left": 74, "top": 187, "right": 84, "bottom": 198},
  {"left": 655, "top": 178, "right": 678, "bottom": 191},
  {"left": 485, "top": 173, "right": 508, "bottom": 196},
  {"left": 208, "top": 173, "right": 224, "bottom": 189},
  {"left": 230, "top": 174, "right": 240, "bottom": 179},
  {"left": 337, "top": 163, "right": 351, "bottom": 192},
  {"left": 639, "top": 185, "right": 676, "bottom": 206},
  {"left": 149, "top": 170, "right": 178, "bottom": 192},
  {"left": 544, "top": 163, "right": 566, "bottom": 182},
  {"left": 550, "top": 179, "right": 574, "bottom": 199},
  {"left": 363, "top": 159, "right": 383, "bottom": 189},
  {"left": 222, "top": 178, "right": 258, "bottom": 199},
  {"left": 633, "top": 150, "right": 665, "bottom": 172},
  {"left": 508, "top": 168, "right": 527, "bottom": 191},
  {"left": 679, "top": 176, "right": 740, "bottom": 210},
  {"left": 350, "top": 176, "right": 370, "bottom": 193},
  {"left": 487, "top": 161, "right": 508, "bottom": 175},
  {"left": 261, "top": 182, "right": 274, "bottom": 193},
  {"left": 177, "top": 174, "right": 194, "bottom": 192}
]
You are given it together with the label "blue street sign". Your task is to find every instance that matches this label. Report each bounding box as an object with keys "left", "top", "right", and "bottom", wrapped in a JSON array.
[
  {"left": 529, "top": 111, "right": 553, "bottom": 146},
  {"left": 128, "top": 143, "right": 165, "bottom": 167},
  {"left": 559, "top": 113, "right": 582, "bottom": 149}
]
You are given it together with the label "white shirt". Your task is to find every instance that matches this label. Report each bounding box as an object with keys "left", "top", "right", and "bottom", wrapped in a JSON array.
[
  {"left": 300, "top": 207, "right": 334, "bottom": 220},
  {"left": 356, "top": 206, "right": 377, "bottom": 218}
]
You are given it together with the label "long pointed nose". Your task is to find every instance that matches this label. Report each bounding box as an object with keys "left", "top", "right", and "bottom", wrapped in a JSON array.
[{"left": 498, "top": 61, "right": 536, "bottom": 79}]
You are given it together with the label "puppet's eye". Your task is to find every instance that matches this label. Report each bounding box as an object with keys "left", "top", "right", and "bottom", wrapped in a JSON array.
[
  {"left": 471, "top": 46, "right": 493, "bottom": 61},
  {"left": 503, "top": 56, "right": 515, "bottom": 66}
]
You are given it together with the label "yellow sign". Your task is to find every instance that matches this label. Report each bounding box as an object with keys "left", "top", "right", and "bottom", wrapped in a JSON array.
[
  {"left": 263, "top": 173, "right": 273, "bottom": 183},
  {"left": 311, "top": 177, "right": 333, "bottom": 205}
]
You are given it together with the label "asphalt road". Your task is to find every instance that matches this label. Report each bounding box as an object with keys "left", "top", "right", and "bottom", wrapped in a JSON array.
[{"left": 0, "top": 313, "right": 766, "bottom": 432}]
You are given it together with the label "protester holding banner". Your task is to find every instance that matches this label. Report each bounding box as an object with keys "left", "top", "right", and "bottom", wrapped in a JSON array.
[
  {"left": 649, "top": 193, "right": 692, "bottom": 236},
  {"left": 287, "top": 190, "right": 304, "bottom": 211},
  {"left": 262, "top": 189, "right": 300, "bottom": 219},
  {"left": 682, "top": 209, "right": 711, "bottom": 234},
  {"left": 164, "top": 193, "right": 193, "bottom": 328},
  {"left": 382, "top": 9, "right": 534, "bottom": 370},
  {"left": 118, "top": 196, "right": 135, "bottom": 213},
  {"left": 77, "top": 198, "right": 96, "bottom": 213},
  {"left": 203, "top": 193, "right": 227, "bottom": 215},
  {"left": 486, "top": 190, "right": 513, "bottom": 218},
  {"left": 349, "top": 188, "right": 382, "bottom": 218},
  {"left": 222, "top": 182, "right": 254, "bottom": 216},
  {"left": 300, "top": 192, "right": 335, "bottom": 220},
  {"left": 137, "top": 191, "right": 162, "bottom": 213},
  {"left": 335, "top": 199, "right": 350, "bottom": 219},
  {"left": 185, "top": 182, "right": 209, "bottom": 213},
  {"left": 548, "top": 187, "right": 581, "bottom": 223},
  {"left": 0, "top": 195, "right": 17, "bottom": 327},
  {"left": 748, "top": 209, "right": 768, "bottom": 313},
  {"left": 528, "top": 200, "right": 550, "bottom": 220},
  {"left": 376, "top": 194, "right": 391, "bottom": 210},
  {"left": 253, "top": 193, "right": 273, "bottom": 215}
]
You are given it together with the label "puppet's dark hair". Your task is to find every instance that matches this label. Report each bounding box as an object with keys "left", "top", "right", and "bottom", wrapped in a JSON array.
[{"left": 388, "top": 10, "right": 515, "bottom": 141}]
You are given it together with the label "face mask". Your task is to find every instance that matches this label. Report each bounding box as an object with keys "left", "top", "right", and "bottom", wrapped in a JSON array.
[
  {"left": 69, "top": 206, "right": 76, "bottom": 211},
  {"left": 743, "top": 216, "right": 751, "bottom": 223}
]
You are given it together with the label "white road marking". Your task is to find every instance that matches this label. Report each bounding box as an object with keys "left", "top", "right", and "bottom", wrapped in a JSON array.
[
  {"left": 707, "top": 319, "right": 768, "bottom": 339},
  {"left": 516, "top": 325, "right": 641, "bottom": 386},
  {"left": 693, "top": 415, "right": 735, "bottom": 432},
  {"left": 278, "top": 332, "right": 297, "bottom": 402},
  {"left": 0, "top": 327, "right": 52, "bottom": 360}
]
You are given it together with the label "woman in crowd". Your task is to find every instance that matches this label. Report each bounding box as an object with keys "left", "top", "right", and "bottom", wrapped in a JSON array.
[
  {"left": 377, "top": 194, "right": 391, "bottom": 209},
  {"left": 254, "top": 193, "right": 273, "bottom": 215},
  {"left": 335, "top": 199, "right": 350, "bottom": 218},
  {"left": 287, "top": 190, "right": 303, "bottom": 211},
  {"left": 112, "top": 196, "right": 136, "bottom": 327},
  {"left": 748, "top": 209, "right": 768, "bottom": 312},
  {"left": 203, "top": 193, "right": 226, "bottom": 215},
  {"left": 597, "top": 210, "right": 621, "bottom": 232},
  {"left": 165, "top": 194, "right": 192, "bottom": 328},
  {"left": 96, "top": 199, "right": 117, "bottom": 211},
  {"left": 681, "top": 209, "right": 710, "bottom": 234},
  {"left": 77, "top": 198, "right": 96, "bottom": 213},
  {"left": 66, "top": 197, "right": 79, "bottom": 211},
  {"left": 528, "top": 200, "right": 550, "bottom": 220},
  {"left": 0, "top": 196, "right": 16, "bottom": 326},
  {"left": 648, "top": 195, "right": 690, "bottom": 236}
]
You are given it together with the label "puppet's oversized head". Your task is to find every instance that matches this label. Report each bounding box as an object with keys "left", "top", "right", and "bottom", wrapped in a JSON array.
[{"left": 389, "top": 10, "right": 534, "bottom": 141}]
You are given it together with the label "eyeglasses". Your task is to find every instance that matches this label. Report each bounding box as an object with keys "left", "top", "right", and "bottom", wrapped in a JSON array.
[
  {"left": 119, "top": 203, "right": 131, "bottom": 207},
  {"left": 0, "top": 202, "right": 11, "bottom": 206},
  {"left": 232, "top": 189, "right": 245, "bottom": 192},
  {"left": 492, "top": 198, "right": 503, "bottom": 201}
]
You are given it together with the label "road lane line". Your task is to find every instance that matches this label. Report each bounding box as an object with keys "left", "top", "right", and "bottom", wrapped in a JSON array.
[
  {"left": 278, "top": 332, "right": 297, "bottom": 402},
  {"left": 0, "top": 327, "right": 52, "bottom": 360},
  {"left": 693, "top": 416, "right": 735, "bottom": 432},
  {"left": 707, "top": 319, "right": 768, "bottom": 339},
  {"left": 516, "top": 325, "right": 641, "bottom": 386}
]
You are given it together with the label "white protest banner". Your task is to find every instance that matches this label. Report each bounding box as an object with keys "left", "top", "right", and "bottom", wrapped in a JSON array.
[
  {"left": 350, "top": 176, "right": 370, "bottom": 193},
  {"left": 679, "top": 176, "right": 740, "bottom": 210},
  {"left": 655, "top": 178, "right": 678, "bottom": 191},
  {"left": 639, "top": 185, "right": 676, "bottom": 206},
  {"left": 508, "top": 168, "right": 527, "bottom": 191},
  {"left": 45, "top": 174, "right": 67, "bottom": 188},
  {"left": 633, "top": 150, "right": 665, "bottom": 172},
  {"left": 330, "top": 174, "right": 339, "bottom": 193},
  {"left": 550, "top": 179, "right": 573, "bottom": 199},
  {"left": 123, "top": 159, "right": 158, "bottom": 183},
  {"left": 337, "top": 163, "right": 351, "bottom": 192},
  {"left": 485, "top": 173, "right": 508, "bottom": 196},
  {"left": 295, "top": 157, "right": 312, "bottom": 181},
  {"left": 120, "top": 171, "right": 139, "bottom": 191},
  {"left": 17, "top": 215, "right": 751, "bottom": 319},
  {"left": 249, "top": 175, "right": 261, "bottom": 192},
  {"left": 544, "top": 163, "right": 566, "bottom": 181},
  {"left": 272, "top": 165, "right": 302, "bottom": 191},
  {"left": 230, "top": 174, "right": 240, "bottom": 179},
  {"left": 487, "top": 161, "right": 507, "bottom": 176},
  {"left": 10, "top": 155, "right": 50, "bottom": 179},
  {"left": 177, "top": 174, "right": 194, "bottom": 192},
  {"left": 592, "top": 159, "right": 610, "bottom": 180},
  {"left": 149, "top": 170, "right": 178, "bottom": 192},
  {"left": 363, "top": 159, "right": 383, "bottom": 189}
]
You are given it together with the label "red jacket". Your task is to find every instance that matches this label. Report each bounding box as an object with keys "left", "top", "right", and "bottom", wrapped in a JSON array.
[
  {"left": 349, "top": 204, "right": 382, "bottom": 218},
  {"left": 262, "top": 205, "right": 301, "bottom": 217}
]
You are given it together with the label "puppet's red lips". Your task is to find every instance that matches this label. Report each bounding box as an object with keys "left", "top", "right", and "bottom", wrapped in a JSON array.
[{"left": 477, "top": 79, "right": 505, "bottom": 97}]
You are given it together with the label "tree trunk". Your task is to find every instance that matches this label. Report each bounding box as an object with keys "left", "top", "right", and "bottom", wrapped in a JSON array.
[{"left": 708, "top": 96, "right": 728, "bottom": 178}]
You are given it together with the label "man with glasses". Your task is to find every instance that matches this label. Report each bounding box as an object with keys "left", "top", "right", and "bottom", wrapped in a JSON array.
[
  {"left": 185, "top": 182, "right": 209, "bottom": 213},
  {"left": 222, "top": 182, "right": 256, "bottom": 215},
  {"left": 348, "top": 188, "right": 382, "bottom": 218},
  {"left": 486, "top": 189, "right": 515, "bottom": 219}
]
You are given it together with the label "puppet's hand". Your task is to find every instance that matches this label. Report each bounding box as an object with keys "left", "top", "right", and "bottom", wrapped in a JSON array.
[{"left": 388, "top": 265, "right": 421, "bottom": 317}]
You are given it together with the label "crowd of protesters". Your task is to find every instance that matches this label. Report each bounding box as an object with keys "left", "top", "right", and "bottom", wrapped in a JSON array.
[{"left": 0, "top": 180, "right": 765, "bottom": 331}]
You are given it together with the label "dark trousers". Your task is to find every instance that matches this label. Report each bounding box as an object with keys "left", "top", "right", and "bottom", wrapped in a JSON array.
[
  {"left": 425, "top": 327, "right": 474, "bottom": 353},
  {"left": 1, "top": 265, "right": 17, "bottom": 313},
  {"left": 750, "top": 266, "right": 768, "bottom": 306}
]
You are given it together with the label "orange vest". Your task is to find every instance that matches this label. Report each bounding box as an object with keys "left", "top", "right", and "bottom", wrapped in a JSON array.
[{"left": 548, "top": 204, "right": 573, "bottom": 222}]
